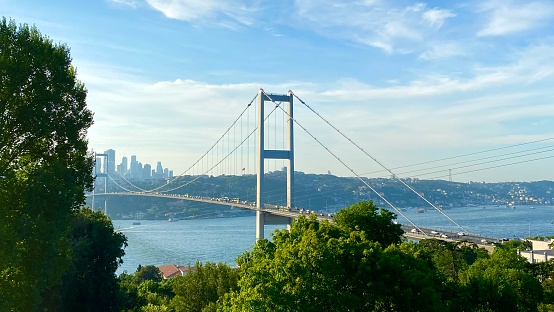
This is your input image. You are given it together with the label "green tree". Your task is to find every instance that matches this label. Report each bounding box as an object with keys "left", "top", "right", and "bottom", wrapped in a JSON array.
[
  {"left": 118, "top": 272, "right": 174, "bottom": 312},
  {"left": 460, "top": 249, "right": 543, "bottom": 312},
  {"left": 59, "top": 208, "right": 127, "bottom": 312},
  {"left": 222, "top": 214, "right": 445, "bottom": 311},
  {"left": 136, "top": 265, "right": 163, "bottom": 283},
  {"left": 137, "top": 280, "right": 173, "bottom": 312},
  {"left": 0, "top": 18, "right": 94, "bottom": 311},
  {"left": 498, "top": 239, "right": 532, "bottom": 251},
  {"left": 532, "top": 260, "right": 554, "bottom": 311},
  {"left": 418, "top": 239, "right": 488, "bottom": 281},
  {"left": 333, "top": 200, "right": 403, "bottom": 246},
  {"left": 170, "top": 262, "right": 238, "bottom": 312}
]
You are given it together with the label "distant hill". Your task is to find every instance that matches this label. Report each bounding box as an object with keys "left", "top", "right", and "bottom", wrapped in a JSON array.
[{"left": 89, "top": 172, "right": 553, "bottom": 219}]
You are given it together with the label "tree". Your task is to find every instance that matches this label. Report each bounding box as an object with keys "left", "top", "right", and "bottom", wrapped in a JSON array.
[
  {"left": 170, "top": 262, "right": 239, "bottom": 312},
  {"left": 136, "top": 265, "right": 163, "bottom": 283},
  {"left": 418, "top": 239, "right": 488, "bottom": 281},
  {"left": 460, "top": 249, "right": 543, "bottom": 312},
  {"left": 0, "top": 18, "right": 94, "bottom": 311},
  {"left": 333, "top": 200, "right": 403, "bottom": 246},
  {"left": 222, "top": 214, "right": 445, "bottom": 311},
  {"left": 532, "top": 260, "right": 554, "bottom": 311},
  {"left": 118, "top": 270, "right": 174, "bottom": 312},
  {"left": 59, "top": 209, "right": 127, "bottom": 312}
]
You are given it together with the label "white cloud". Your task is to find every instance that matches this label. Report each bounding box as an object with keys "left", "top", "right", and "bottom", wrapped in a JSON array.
[
  {"left": 293, "top": 1, "right": 455, "bottom": 54},
  {"left": 478, "top": 0, "right": 554, "bottom": 36},
  {"left": 423, "top": 8, "right": 456, "bottom": 28},
  {"left": 418, "top": 41, "right": 466, "bottom": 60},
  {"left": 144, "top": 0, "right": 259, "bottom": 27},
  {"left": 109, "top": 0, "right": 141, "bottom": 9}
]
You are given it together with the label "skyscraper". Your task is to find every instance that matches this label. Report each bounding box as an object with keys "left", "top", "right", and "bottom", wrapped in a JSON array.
[
  {"left": 143, "top": 163, "right": 152, "bottom": 179},
  {"left": 104, "top": 149, "right": 116, "bottom": 174},
  {"left": 156, "top": 161, "right": 163, "bottom": 177},
  {"left": 130, "top": 155, "right": 138, "bottom": 178},
  {"left": 120, "top": 156, "right": 128, "bottom": 175},
  {"left": 95, "top": 157, "right": 103, "bottom": 174}
]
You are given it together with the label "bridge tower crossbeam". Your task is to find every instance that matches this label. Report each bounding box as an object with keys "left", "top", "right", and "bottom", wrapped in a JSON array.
[{"left": 256, "top": 90, "right": 294, "bottom": 240}]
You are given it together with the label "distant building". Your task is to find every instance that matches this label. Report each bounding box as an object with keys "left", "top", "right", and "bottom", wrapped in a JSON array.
[
  {"left": 518, "top": 239, "right": 554, "bottom": 263},
  {"left": 104, "top": 149, "right": 116, "bottom": 174},
  {"left": 157, "top": 264, "right": 192, "bottom": 279},
  {"left": 120, "top": 156, "right": 128, "bottom": 175},
  {"left": 143, "top": 163, "right": 152, "bottom": 179},
  {"left": 156, "top": 162, "right": 163, "bottom": 178},
  {"left": 130, "top": 155, "right": 139, "bottom": 178},
  {"left": 95, "top": 157, "right": 103, "bottom": 174}
]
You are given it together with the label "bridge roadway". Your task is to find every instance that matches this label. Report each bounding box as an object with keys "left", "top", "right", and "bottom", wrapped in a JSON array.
[{"left": 92, "top": 192, "right": 498, "bottom": 251}]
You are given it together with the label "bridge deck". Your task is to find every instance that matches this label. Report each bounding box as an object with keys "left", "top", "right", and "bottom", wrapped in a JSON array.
[{"left": 90, "top": 192, "right": 499, "bottom": 250}]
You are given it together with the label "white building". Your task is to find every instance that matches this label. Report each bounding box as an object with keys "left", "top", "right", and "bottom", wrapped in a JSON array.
[{"left": 518, "top": 239, "right": 554, "bottom": 263}]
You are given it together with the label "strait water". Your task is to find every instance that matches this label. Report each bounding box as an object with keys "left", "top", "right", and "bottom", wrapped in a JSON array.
[{"left": 113, "top": 205, "right": 554, "bottom": 275}]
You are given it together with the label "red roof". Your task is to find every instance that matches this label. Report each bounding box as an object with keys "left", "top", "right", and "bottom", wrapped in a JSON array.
[{"left": 157, "top": 264, "right": 192, "bottom": 279}]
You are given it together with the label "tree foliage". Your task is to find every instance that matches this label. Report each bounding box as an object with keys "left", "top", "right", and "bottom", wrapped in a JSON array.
[
  {"left": 136, "top": 265, "right": 163, "bottom": 284},
  {"left": 333, "top": 200, "right": 404, "bottom": 246},
  {"left": 0, "top": 17, "right": 94, "bottom": 311},
  {"left": 460, "top": 249, "right": 543, "bottom": 312},
  {"left": 59, "top": 208, "right": 127, "bottom": 312},
  {"left": 222, "top": 212, "right": 444, "bottom": 311},
  {"left": 118, "top": 267, "right": 173, "bottom": 312},
  {"left": 417, "top": 239, "right": 488, "bottom": 281},
  {"left": 170, "top": 262, "right": 238, "bottom": 312}
]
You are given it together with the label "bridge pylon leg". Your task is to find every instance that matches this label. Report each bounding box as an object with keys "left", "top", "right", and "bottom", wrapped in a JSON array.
[
  {"left": 255, "top": 90, "right": 295, "bottom": 240},
  {"left": 256, "top": 211, "right": 265, "bottom": 240}
]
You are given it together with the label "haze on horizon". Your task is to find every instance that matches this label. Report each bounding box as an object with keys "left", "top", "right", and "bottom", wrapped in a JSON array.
[{"left": 2, "top": 0, "right": 553, "bottom": 183}]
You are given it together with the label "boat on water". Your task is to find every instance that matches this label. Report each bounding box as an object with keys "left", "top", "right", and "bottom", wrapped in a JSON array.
[
  {"left": 416, "top": 208, "right": 425, "bottom": 213},
  {"left": 132, "top": 221, "right": 141, "bottom": 225},
  {"left": 168, "top": 218, "right": 179, "bottom": 222}
]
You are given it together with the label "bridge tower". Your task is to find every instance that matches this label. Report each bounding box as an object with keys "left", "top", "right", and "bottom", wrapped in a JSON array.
[{"left": 256, "top": 90, "right": 294, "bottom": 240}]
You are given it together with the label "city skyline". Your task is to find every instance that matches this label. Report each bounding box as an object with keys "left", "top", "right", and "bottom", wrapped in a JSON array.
[
  {"left": 2, "top": 1, "right": 554, "bottom": 182},
  {"left": 95, "top": 148, "right": 174, "bottom": 180}
]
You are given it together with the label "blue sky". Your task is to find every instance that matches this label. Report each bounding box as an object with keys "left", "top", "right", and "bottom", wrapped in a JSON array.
[{"left": 2, "top": 0, "right": 554, "bottom": 182}]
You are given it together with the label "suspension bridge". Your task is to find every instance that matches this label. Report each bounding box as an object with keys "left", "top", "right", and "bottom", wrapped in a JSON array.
[{"left": 88, "top": 89, "right": 539, "bottom": 247}]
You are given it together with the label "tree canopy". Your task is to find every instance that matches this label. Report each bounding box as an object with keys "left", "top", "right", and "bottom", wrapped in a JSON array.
[
  {"left": 221, "top": 203, "right": 444, "bottom": 311},
  {"left": 0, "top": 17, "right": 94, "bottom": 311},
  {"left": 60, "top": 208, "right": 127, "bottom": 312}
]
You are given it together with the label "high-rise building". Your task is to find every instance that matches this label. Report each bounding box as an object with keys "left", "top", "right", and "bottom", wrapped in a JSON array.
[
  {"left": 156, "top": 162, "right": 163, "bottom": 177},
  {"left": 95, "top": 157, "right": 103, "bottom": 174},
  {"left": 163, "top": 168, "right": 169, "bottom": 178},
  {"left": 120, "top": 156, "right": 128, "bottom": 175},
  {"left": 143, "top": 163, "right": 152, "bottom": 179},
  {"left": 104, "top": 149, "right": 116, "bottom": 174},
  {"left": 130, "top": 155, "right": 138, "bottom": 178}
]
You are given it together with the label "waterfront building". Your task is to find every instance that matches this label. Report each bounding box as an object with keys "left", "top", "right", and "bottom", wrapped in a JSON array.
[{"left": 518, "top": 239, "right": 554, "bottom": 263}]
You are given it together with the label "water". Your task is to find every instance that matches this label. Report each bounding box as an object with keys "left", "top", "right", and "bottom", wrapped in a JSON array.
[
  {"left": 397, "top": 205, "right": 554, "bottom": 238},
  {"left": 113, "top": 215, "right": 284, "bottom": 274},
  {"left": 113, "top": 205, "right": 554, "bottom": 274}
]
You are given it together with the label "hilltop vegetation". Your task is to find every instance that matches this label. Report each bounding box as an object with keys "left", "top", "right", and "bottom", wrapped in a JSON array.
[{"left": 94, "top": 171, "right": 554, "bottom": 220}]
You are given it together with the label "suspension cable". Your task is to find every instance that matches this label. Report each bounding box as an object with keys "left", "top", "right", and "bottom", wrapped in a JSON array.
[{"left": 262, "top": 90, "right": 432, "bottom": 236}]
